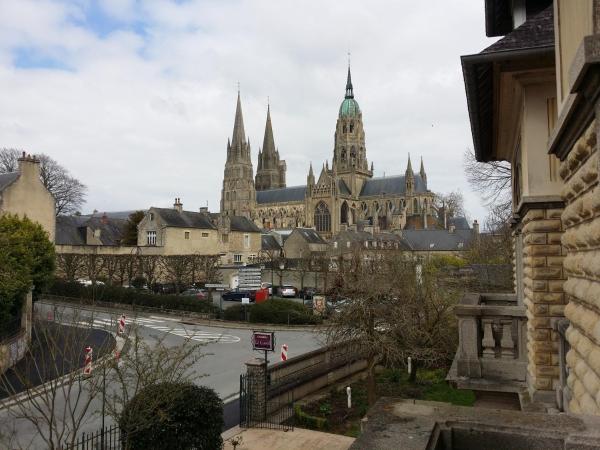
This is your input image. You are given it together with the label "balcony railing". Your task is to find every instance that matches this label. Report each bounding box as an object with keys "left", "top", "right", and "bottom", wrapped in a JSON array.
[{"left": 448, "top": 293, "right": 527, "bottom": 393}]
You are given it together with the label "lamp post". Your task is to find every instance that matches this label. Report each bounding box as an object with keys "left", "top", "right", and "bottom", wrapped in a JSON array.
[{"left": 278, "top": 259, "right": 285, "bottom": 296}]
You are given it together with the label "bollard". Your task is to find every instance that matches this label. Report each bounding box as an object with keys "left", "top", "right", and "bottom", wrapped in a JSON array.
[
  {"left": 83, "top": 346, "right": 93, "bottom": 375},
  {"left": 347, "top": 386, "right": 352, "bottom": 409}
]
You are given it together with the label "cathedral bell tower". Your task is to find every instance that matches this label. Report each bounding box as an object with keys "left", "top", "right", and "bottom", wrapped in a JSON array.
[
  {"left": 332, "top": 65, "right": 372, "bottom": 195},
  {"left": 220, "top": 91, "right": 256, "bottom": 218},
  {"left": 255, "top": 104, "right": 287, "bottom": 191}
]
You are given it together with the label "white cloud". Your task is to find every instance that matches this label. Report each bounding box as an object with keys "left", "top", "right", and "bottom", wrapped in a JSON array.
[{"left": 0, "top": 0, "right": 497, "bottom": 220}]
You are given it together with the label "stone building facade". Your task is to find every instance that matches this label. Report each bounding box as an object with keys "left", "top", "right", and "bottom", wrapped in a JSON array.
[
  {"left": 220, "top": 67, "right": 436, "bottom": 237},
  {"left": 0, "top": 153, "right": 55, "bottom": 241},
  {"left": 458, "top": 0, "right": 600, "bottom": 415}
]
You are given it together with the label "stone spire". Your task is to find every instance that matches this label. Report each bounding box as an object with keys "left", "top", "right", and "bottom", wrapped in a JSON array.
[
  {"left": 419, "top": 156, "right": 427, "bottom": 189},
  {"left": 255, "top": 103, "right": 286, "bottom": 191},
  {"left": 221, "top": 91, "right": 255, "bottom": 217},
  {"left": 405, "top": 154, "right": 415, "bottom": 195},
  {"left": 231, "top": 91, "right": 246, "bottom": 150},
  {"left": 345, "top": 65, "right": 354, "bottom": 99}
]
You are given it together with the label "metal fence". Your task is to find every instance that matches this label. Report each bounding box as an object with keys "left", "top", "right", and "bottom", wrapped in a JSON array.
[
  {"left": 63, "top": 425, "right": 122, "bottom": 450},
  {"left": 240, "top": 373, "right": 294, "bottom": 431}
]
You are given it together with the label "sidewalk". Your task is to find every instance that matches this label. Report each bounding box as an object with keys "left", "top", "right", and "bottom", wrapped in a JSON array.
[{"left": 222, "top": 427, "right": 355, "bottom": 450}]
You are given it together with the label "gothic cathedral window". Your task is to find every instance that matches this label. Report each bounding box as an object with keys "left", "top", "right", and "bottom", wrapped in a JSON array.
[
  {"left": 341, "top": 202, "right": 349, "bottom": 224},
  {"left": 314, "top": 201, "right": 331, "bottom": 232}
]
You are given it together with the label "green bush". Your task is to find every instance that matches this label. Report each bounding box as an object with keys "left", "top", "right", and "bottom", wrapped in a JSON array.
[
  {"left": 294, "top": 404, "right": 328, "bottom": 430},
  {"left": 119, "top": 382, "right": 223, "bottom": 450},
  {"left": 47, "top": 280, "right": 217, "bottom": 314},
  {"left": 223, "top": 299, "right": 320, "bottom": 325}
]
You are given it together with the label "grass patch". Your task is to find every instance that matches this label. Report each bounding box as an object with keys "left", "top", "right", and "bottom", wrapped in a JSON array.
[{"left": 297, "top": 367, "right": 474, "bottom": 437}]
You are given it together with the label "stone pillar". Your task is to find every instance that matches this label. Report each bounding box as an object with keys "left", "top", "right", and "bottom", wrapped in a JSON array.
[
  {"left": 245, "top": 358, "right": 267, "bottom": 424},
  {"left": 521, "top": 201, "right": 566, "bottom": 402},
  {"left": 559, "top": 122, "right": 600, "bottom": 414}
]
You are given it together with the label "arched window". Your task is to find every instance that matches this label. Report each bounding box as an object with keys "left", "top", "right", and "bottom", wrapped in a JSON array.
[
  {"left": 413, "top": 198, "right": 419, "bottom": 213},
  {"left": 349, "top": 122, "right": 354, "bottom": 133},
  {"left": 314, "top": 202, "right": 331, "bottom": 232},
  {"left": 341, "top": 202, "right": 349, "bottom": 224}
]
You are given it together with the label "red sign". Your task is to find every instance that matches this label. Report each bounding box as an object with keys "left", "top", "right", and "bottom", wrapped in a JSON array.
[{"left": 252, "top": 331, "right": 275, "bottom": 351}]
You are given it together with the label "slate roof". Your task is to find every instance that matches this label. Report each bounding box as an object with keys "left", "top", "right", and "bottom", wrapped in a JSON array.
[
  {"left": 229, "top": 215, "right": 261, "bottom": 233},
  {"left": 448, "top": 217, "right": 471, "bottom": 230},
  {"left": 291, "top": 228, "right": 327, "bottom": 244},
  {"left": 153, "top": 208, "right": 216, "bottom": 229},
  {"left": 0, "top": 172, "right": 19, "bottom": 193},
  {"left": 462, "top": 5, "right": 554, "bottom": 161},
  {"left": 338, "top": 179, "right": 351, "bottom": 196},
  {"left": 56, "top": 215, "right": 128, "bottom": 246},
  {"left": 401, "top": 229, "right": 473, "bottom": 252},
  {"left": 483, "top": 5, "right": 554, "bottom": 54},
  {"left": 256, "top": 185, "right": 306, "bottom": 204},
  {"left": 85, "top": 210, "right": 143, "bottom": 220},
  {"left": 261, "top": 234, "right": 282, "bottom": 251},
  {"left": 359, "top": 174, "right": 426, "bottom": 197}
]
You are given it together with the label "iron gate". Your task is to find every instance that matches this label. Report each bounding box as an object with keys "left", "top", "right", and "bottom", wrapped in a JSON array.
[{"left": 239, "top": 373, "right": 294, "bottom": 430}]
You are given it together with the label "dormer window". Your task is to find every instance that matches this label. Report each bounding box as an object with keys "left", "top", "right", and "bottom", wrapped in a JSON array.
[{"left": 149, "top": 213, "right": 154, "bottom": 221}]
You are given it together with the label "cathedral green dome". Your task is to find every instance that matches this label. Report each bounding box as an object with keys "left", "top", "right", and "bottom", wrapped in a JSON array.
[{"left": 339, "top": 97, "right": 360, "bottom": 117}]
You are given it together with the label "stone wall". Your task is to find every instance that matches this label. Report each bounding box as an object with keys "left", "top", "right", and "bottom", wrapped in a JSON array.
[
  {"left": 521, "top": 204, "right": 566, "bottom": 396},
  {"left": 559, "top": 122, "right": 600, "bottom": 414}
]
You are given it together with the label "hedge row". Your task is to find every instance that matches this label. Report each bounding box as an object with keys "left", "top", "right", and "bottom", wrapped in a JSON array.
[
  {"left": 294, "top": 404, "right": 328, "bottom": 430},
  {"left": 47, "top": 280, "right": 217, "bottom": 314},
  {"left": 223, "top": 299, "right": 321, "bottom": 325}
]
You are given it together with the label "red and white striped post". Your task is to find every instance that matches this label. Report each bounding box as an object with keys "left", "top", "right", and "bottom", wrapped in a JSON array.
[
  {"left": 118, "top": 314, "right": 126, "bottom": 335},
  {"left": 83, "top": 346, "right": 93, "bottom": 375},
  {"left": 280, "top": 344, "right": 288, "bottom": 362}
]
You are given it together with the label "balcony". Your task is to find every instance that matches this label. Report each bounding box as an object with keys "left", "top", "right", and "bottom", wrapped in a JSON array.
[{"left": 447, "top": 293, "right": 528, "bottom": 399}]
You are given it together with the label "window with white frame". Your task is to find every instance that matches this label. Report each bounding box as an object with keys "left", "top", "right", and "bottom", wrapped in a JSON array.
[
  {"left": 244, "top": 234, "right": 250, "bottom": 248},
  {"left": 147, "top": 231, "right": 157, "bottom": 246},
  {"left": 234, "top": 254, "right": 243, "bottom": 264}
]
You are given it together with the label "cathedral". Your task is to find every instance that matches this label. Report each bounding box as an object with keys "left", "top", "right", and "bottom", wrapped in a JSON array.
[{"left": 220, "top": 67, "right": 436, "bottom": 238}]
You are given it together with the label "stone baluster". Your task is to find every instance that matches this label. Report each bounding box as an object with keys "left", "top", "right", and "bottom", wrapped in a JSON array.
[
  {"left": 481, "top": 319, "right": 496, "bottom": 358},
  {"left": 500, "top": 320, "right": 516, "bottom": 359}
]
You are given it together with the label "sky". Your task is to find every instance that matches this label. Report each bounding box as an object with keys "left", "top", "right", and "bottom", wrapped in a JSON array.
[{"left": 0, "top": 0, "right": 497, "bottom": 221}]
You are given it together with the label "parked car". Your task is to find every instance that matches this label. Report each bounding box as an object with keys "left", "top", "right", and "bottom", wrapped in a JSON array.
[
  {"left": 279, "top": 285, "right": 297, "bottom": 298},
  {"left": 222, "top": 289, "right": 256, "bottom": 302},
  {"left": 181, "top": 288, "right": 208, "bottom": 300},
  {"left": 298, "top": 287, "right": 317, "bottom": 300}
]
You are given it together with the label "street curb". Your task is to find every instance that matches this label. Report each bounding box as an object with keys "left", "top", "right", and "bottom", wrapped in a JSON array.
[{"left": 0, "top": 325, "right": 125, "bottom": 411}]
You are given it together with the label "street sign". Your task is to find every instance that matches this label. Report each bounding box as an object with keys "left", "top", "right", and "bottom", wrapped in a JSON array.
[
  {"left": 242, "top": 297, "right": 250, "bottom": 304},
  {"left": 252, "top": 331, "right": 275, "bottom": 351},
  {"left": 239, "top": 267, "right": 262, "bottom": 290},
  {"left": 205, "top": 283, "right": 230, "bottom": 289}
]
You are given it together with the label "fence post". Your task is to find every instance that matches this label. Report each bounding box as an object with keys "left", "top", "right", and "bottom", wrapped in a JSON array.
[{"left": 245, "top": 358, "right": 267, "bottom": 425}]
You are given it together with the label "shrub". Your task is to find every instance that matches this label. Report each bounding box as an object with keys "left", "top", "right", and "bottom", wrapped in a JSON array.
[
  {"left": 223, "top": 299, "right": 320, "bottom": 325},
  {"left": 294, "top": 404, "right": 328, "bottom": 430},
  {"left": 119, "top": 382, "right": 223, "bottom": 450},
  {"left": 47, "top": 280, "right": 217, "bottom": 314}
]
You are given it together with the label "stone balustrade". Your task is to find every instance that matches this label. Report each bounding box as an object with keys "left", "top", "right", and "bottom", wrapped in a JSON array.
[{"left": 448, "top": 293, "right": 528, "bottom": 395}]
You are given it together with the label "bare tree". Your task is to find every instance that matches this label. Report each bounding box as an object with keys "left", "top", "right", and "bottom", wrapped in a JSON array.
[
  {"left": 0, "top": 149, "right": 87, "bottom": 215},
  {"left": 159, "top": 255, "right": 193, "bottom": 294},
  {"left": 464, "top": 148, "right": 512, "bottom": 219},
  {"left": 326, "top": 250, "right": 460, "bottom": 405},
  {"left": 55, "top": 254, "right": 83, "bottom": 282},
  {"left": 0, "top": 315, "right": 111, "bottom": 449},
  {"left": 434, "top": 190, "right": 467, "bottom": 221},
  {"left": 137, "top": 255, "right": 160, "bottom": 289}
]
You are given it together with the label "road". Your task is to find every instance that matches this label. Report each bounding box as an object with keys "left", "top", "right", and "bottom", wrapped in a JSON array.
[{"left": 0, "top": 302, "right": 323, "bottom": 448}]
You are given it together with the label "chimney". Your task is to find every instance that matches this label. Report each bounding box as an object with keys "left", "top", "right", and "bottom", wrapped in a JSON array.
[
  {"left": 473, "top": 220, "right": 480, "bottom": 235},
  {"left": 17, "top": 152, "right": 41, "bottom": 182},
  {"left": 199, "top": 206, "right": 209, "bottom": 214},
  {"left": 173, "top": 197, "right": 183, "bottom": 213}
]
